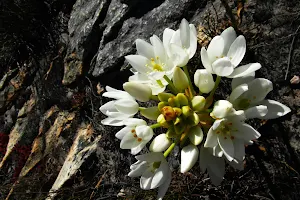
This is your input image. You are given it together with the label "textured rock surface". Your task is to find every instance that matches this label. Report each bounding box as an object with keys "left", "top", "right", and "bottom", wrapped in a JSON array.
[{"left": 0, "top": 0, "right": 300, "bottom": 199}]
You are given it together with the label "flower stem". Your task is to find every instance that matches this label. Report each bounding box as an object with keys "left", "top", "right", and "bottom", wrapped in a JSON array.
[
  {"left": 150, "top": 95, "right": 159, "bottom": 101},
  {"left": 183, "top": 65, "right": 195, "bottom": 98},
  {"left": 150, "top": 123, "right": 161, "bottom": 129},
  {"left": 163, "top": 142, "right": 176, "bottom": 157},
  {"left": 163, "top": 75, "right": 178, "bottom": 94}
]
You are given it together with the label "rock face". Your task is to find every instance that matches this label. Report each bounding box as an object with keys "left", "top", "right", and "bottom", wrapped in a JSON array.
[{"left": 0, "top": 0, "right": 300, "bottom": 199}]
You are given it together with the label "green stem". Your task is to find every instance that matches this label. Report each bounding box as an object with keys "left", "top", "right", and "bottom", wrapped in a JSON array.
[
  {"left": 208, "top": 76, "right": 221, "bottom": 99},
  {"left": 150, "top": 123, "right": 161, "bottom": 129},
  {"left": 183, "top": 65, "right": 195, "bottom": 97},
  {"left": 163, "top": 142, "right": 176, "bottom": 157},
  {"left": 220, "top": 0, "right": 238, "bottom": 31},
  {"left": 163, "top": 75, "right": 178, "bottom": 94},
  {"left": 150, "top": 95, "right": 159, "bottom": 101}
]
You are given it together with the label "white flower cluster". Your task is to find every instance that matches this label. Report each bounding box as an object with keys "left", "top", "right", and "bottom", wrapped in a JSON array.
[{"left": 100, "top": 19, "right": 291, "bottom": 199}]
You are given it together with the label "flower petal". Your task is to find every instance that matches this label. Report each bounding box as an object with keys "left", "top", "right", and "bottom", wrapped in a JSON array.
[
  {"left": 188, "top": 24, "right": 198, "bottom": 58},
  {"left": 231, "top": 123, "right": 261, "bottom": 142},
  {"left": 157, "top": 168, "right": 171, "bottom": 200},
  {"left": 229, "top": 83, "right": 248, "bottom": 104},
  {"left": 207, "top": 156, "right": 225, "bottom": 186},
  {"left": 204, "top": 127, "right": 218, "bottom": 148},
  {"left": 218, "top": 136, "right": 234, "bottom": 161},
  {"left": 101, "top": 117, "right": 124, "bottom": 126},
  {"left": 259, "top": 99, "right": 291, "bottom": 119},
  {"left": 169, "top": 43, "right": 189, "bottom": 67},
  {"left": 150, "top": 161, "right": 170, "bottom": 189},
  {"left": 128, "top": 161, "right": 148, "bottom": 177},
  {"left": 125, "top": 55, "right": 150, "bottom": 74},
  {"left": 227, "top": 35, "right": 246, "bottom": 66},
  {"left": 201, "top": 47, "right": 213, "bottom": 73},
  {"left": 188, "top": 126, "right": 204, "bottom": 145},
  {"left": 180, "top": 18, "right": 190, "bottom": 49},
  {"left": 104, "top": 86, "right": 134, "bottom": 100},
  {"left": 245, "top": 78, "right": 273, "bottom": 105},
  {"left": 136, "top": 39, "right": 154, "bottom": 59},
  {"left": 211, "top": 100, "right": 234, "bottom": 119},
  {"left": 123, "top": 81, "right": 152, "bottom": 102},
  {"left": 100, "top": 101, "right": 117, "bottom": 115},
  {"left": 194, "top": 69, "right": 215, "bottom": 93},
  {"left": 163, "top": 28, "right": 175, "bottom": 57},
  {"left": 150, "top": 134, "right": 171, "bottom": 152},
  {"left": 114, "top": 99, "right": 139, "bottom": 115},
  {"left": 151, "top": 35, "right": 167, "bottom": 63},
  {"left": 211, "top": 57, "right": 234, "bottom": 77},
  {"left": 115, "top": 127, "right": 131, "bottom": 140},
  {"left": 244, "top": 105, "right": 268, "bottom": 119},
  {"left": 180, "top": 144, "right": 199, "bottom": 173},
  {"left": 136, "top": 125, "right": 154, "bottom": 142},
  {"left": 220, "top": 27, "right": 237, "bottom": 55},
  {"left": 140, "top": 169, "right": 154, "bottom": 190},
  {"left": 136, "top": 152, "right": 165, "bottom": 162},
  {"left": 233, "top": 138, "right": 245, "bottom": 161},
  {"left": 170, "top": 30, "right": 182, "bottom": 46},
  {"left": 123, "top": 118, "right": 147, "bottom": 126},
  {"left": 231, "top": 72, "right": 255, "bottom": 90},
  {"left": 207, "top": 36, "right": 224, "bottom": 62},
  {"left": 227, "top": 63, "right": 261, "bottom": 78},
  {"left": 120, "top": 132, "right": 138, "bottom": 149}
]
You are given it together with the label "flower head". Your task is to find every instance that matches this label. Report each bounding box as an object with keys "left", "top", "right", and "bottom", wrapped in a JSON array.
[{"left": 201, "top": 27, "right": 261, "bottom": 78}]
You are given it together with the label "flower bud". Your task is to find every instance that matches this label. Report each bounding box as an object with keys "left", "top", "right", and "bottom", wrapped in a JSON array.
[
  {"left": 158, "top": 102, "right": 168, "bottom": 111},
  {"left": 187, "top": 112, "right": 200, "bottom": 126},
  {"left": 123, "top": 82, "right": 152, "bottom": 102},
  {"left": 140, "top": 106, "right": 160, "bottom": 120},
  {"left": 180, "top": 144, "right": 199, "bottom": 173},
  {"left": 174, "top": 123, "right": 185, "bottom": 135},
  {"left": 194, "top": 69, "right": 215, "bottom": 93},
  {"left": 191, "top": 96, "right": 206, "bottom": 111},
  {"left": 173, "top": 107, "right": 182, "bottom": 116},
  {"left": 173, "top": 67, "right": 189, "bottom": 91},
  {"left": 158, "top": 92, "right": 174, "bottom": 102},
  {"left": 176, "top": 93, "right": 188, "bottom": 106},
  {"left": 211, "top": 100, "right": 234, "bottom": 119},
  {"left": 157, "top": 114, "right": 169, "bottom": 127},
  {"left": 149, "top": 134, "right": 171, "bottom": 152},
  {"left": 161, "top": 106, "right": 176, "bottom": 121},
  {"left": 174, "top": 116, "right": 182, "bottom": 125},
  {"left": 182, "top": 106, "right": 192, "bottom": 118},
  {"left": 188, "top": 126, "right": 203, "bottom": 145},
  {"left": 166, "top": 128, "right": 176, "bottom": 138}
]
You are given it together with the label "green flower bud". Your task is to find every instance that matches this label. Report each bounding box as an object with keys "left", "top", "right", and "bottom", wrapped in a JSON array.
[
  {"left": 176, "top": 93, "right": 189, "bottom": 106},
  {"left": 158, "top": 102, "right": 168, "bottom": 111},
  {"left": 188, "top": 126, "right": 204, "bottom": 145},
  {"left": 123, "top": 82, "right": 152, "bottom": 102},
  {"left": 173, "top": 107, "right": 182, "bottom": 116},
  {"left": 174, "top": 116, "right": 182, "bottom": 125},
  {"left": 168, "top": 97, "right": 176, "bottom": 107},
  {"left": 158, "top": 93, "right": 174, "bottom": 102},
  {"left": 140, "top": 106, "right": 160, "bottom": 120},
  {"left": 166, "top": 126, "right": 176, "bottom": 138},
  {"left": 187, "top": 112, "right": 200, "bottom": 126},
  {"left": 174, "top": 123, "right": 185, "bottom": 135},
  {"left": 191, "top": 96, "right": 206, "bottom": 111},
  {"left": 182, "top": 106, "right": 192, "bottom": 118},
  {"left": 173, "top": 67, "right": 189, "bottom": 91},
  {"left": 157, "top": 114, "right": 169, "bottom": 127}
]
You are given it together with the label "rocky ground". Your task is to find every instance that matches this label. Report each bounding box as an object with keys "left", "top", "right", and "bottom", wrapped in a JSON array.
[{"left": 0, "top": 0, "right": 300, "bottom": 199}]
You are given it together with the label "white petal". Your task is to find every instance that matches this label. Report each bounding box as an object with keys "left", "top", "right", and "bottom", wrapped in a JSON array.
[
  {"left": 103, "top": 86, "right": 133, "bottom": 100},
  {"left": 151, "top": 35, "right": 167, "bottom": 63},
  {"left": 157, "top": 168, "right": 171, "bottom": 200},
  {"left": 213, "top": 145, "right": 224, "bottom": 157},
  {"left": 170, "top": 30, "right": 182, "bottom": 46},
  {"left": 136, "top": 39, "right": 154, "bottom": 59},
  {"left": 211, "top": 57, "right": 234, "bottom": 77},
  {"left": 149, "top": 83, "right": 166, "bottom": 95},
  {"left": 169, "top": 43, "right": 189, "bottom": 67},
  {"left": 245, "top": 78, "right": 273, "bottom": 105},
  {"left": 163, "top": 28, "right": 176, "bottom": 57},
  {"left": 220, "top": 27, "right": 237, "bottom": 55},
  {"left": 227, "top": 63, "right": 261, "bottom": 78},
  {"left": 229, "top": 83, "right": 248, "bottom": 104},
  {"left": 259, "top": 99, "right": 291, "bottom": 119},
  {"left": 150, "top": 162, "right": 170, "bottom": 189},
  {"left": 188, "top": 126, "right": 204, "bottom": 145},
  {"left": 199, "top": 146, "right": 209, "bottom": 172},
  {"left": 115, "top": 127, "right": 131, "bottom": 140},
  {"left": 227, "top": 158, "right": 244, "bottom": 170},
  {"left": 101, "top": 117, "right": 124, "bottom": 126},
  {"left": 231, "top": 72, "right": 255, "bottom": 90},
  {"left": 180, "top": 144, "right": 199, "bottom": 173},
  {"left": 231, "top": 123, "right": 261, "bottom": 142},
  {"left": 128, "top": 161, "right": 148, "bottom": 177},
  {"left": 227, "top": 35, "right": 246, "bottom": 66},
  {"left": 131, "top": 143, "right": 147, "bottom": 155},
  {"left": 194, "top": 69, "right": 215, "bottom": 93},
  {"left": 114, "top": 99, "right": 139, "bottom": 115},
  {"left": 140, "top": 169, "right": 154, "bottom": 190},
  {"left": 207, "top": 157, "right": 225, "bottom": 186},
  {"left": 204, "top": 127, "right": 218, "bottom": 147},
  {"left": 211, "top": 100, "right": 234, "bottom": 119},
  {"left": 207, "top": 36, "right": 224, "bottom": 62},
  {"left": 136, "top": 125, "right": 153, "bottom": 141},
  {"left": 129, "top": 73, "right": 150, "bottom": 83},
  {"left": 180, "top": 18, "right": 190, "bottom": 49},
  {"left": 233, "top": 138, "right": 245, "bottom": 161},
  {"left": 123, "top": 118, "right": 147, "bottom": 126},
  {"left": 100, "top": 101, "right": 116, "bottom": 115},
  {"left": 188, "top": 24, "right": 198, "bottom": 58},
  {"left": 136, "top": 152, "right": 165, "bottom": 162},
  {"left": 120, "top": 133, "right": 138, "bottom": 149},
  {"left": 218, "top": 136, "right": 234, "bottom": 161},
  {"left": 244, "top": 105, "right": 268, "bottom": 119},
  {"left": 201, "top": 47, "right": 213, "bottom": 73},
  {"left": 125, "top": 55, "right": 150, "bottom": 74},
  {"left": 150, "top": 134, "right": 171, "bottom": 152}
]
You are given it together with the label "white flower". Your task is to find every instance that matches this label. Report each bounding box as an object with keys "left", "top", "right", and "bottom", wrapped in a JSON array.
[
  {"left": 128, "top": 152, "right": 172, "bottom": 200},
  {"left": 164, "top": 18, "right": 198, "bottom": 59},
  {"left": 199, "top": 146, "right": 225, "bottom": 186},
  {"left": 125, "top": 35, "right": 175, "bottom": 82},
  {"left": 115, "top": 118, "right": 153, "bottom": 155},
  {"left": 194, "top": 69, "right": 215, "bottom": 93},
  {"left": 230, "top": 77, "right": 291, "bottom": 119},
  {"left": 180, "top": 144, "right": 199, "bottom": 173},
  {"left": 123, "top": 82, "right": 152, "bottom": 102},
  {"left": 205, "top": 100, "right": 260, "bottom": 161},
  {"left": 100, "top": 86, "right": 139, "bottom": 126},
  {"left": 201, "top": 27, "right": 261, "bottom": 77},
  {"left": 150, "top": 134, "right": 172, "bottom": 152}
]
